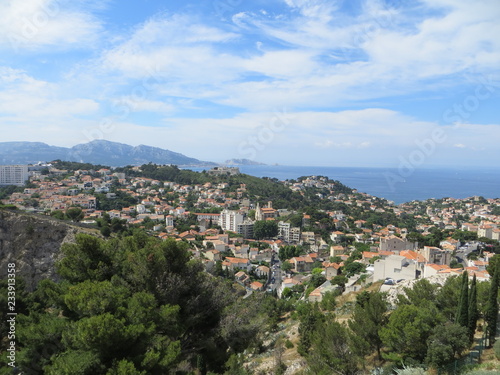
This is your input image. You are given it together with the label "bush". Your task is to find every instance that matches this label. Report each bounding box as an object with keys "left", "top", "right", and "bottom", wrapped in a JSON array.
[
  {"left": 394, "top": 366, "right": 427, "bottom": 375},
  {"left": 494, "top": 339, "right": 500, "bottom": 360},
  {"left": 285, "top": 340, "right": 294, "bottom": 349}
]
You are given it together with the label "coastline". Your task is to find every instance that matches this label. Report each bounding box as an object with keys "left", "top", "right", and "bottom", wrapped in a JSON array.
[{"left": 184, "top": 165, "right": 500, "bottom": 204}]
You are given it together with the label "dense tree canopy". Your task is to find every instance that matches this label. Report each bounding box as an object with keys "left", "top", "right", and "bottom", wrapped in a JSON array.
[
  {"left": 2, "top": 233, "right": 271, "bottom": 374},
  {"left": 253, "top": 220, "right": 278, "bottom": 240}
]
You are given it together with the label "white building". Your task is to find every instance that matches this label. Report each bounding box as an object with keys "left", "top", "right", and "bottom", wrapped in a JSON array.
[
  {"left": 278, "top": 221, "right": 301, "bottom": 243},
  {"left": 0, "top": 165, "right": 29, "bottom": 186},
  {"left": 373, "top": 255, "right": 419, "bottom": 282},
  {"left": 278, "top": 221, "right": 290, "bottom": 241},
  {"left": 166, "top": 215, "right": 174, "bottom": 227},
  {"left": 218, "top": 209, "right": 244, "bottom": 232},
  {"left": 379, "top": 236, "right": 418, "bottom": 252},
  {"left": 290, "top": 227, "right": 301, "bottom": 243}
]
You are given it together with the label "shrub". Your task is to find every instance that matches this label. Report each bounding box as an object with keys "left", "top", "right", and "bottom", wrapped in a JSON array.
[
  {"left": 394, "top": 366, "right": 427, "bottom": 375},
  {"left": 494, "top": 339, "right": 500, "bottom": 360},
  {"left": 285, "top": 340, "right": 294, "bottom": 349}
]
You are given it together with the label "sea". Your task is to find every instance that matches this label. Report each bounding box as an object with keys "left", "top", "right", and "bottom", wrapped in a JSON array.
[{"left": 185, "top": 165, "right": 500, "bottom": 205}]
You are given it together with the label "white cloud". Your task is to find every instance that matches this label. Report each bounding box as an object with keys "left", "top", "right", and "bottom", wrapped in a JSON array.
[
  {"left": 363, "top": 1, "right": 500, "bottom": 78},
  {"left": 0, "top": 66, "right": 99, "bottom": 121},
  {"left": 99, "top": 14, "right": 241, "bottom": 84},
  {"left": 111, "top": 97, "right": 175, "bottom": 114},
  {"left": 1, "top": 104, "right": 499, "bottom": 166},
  {"left": 231, "top": 0, "right": 500, "bottom": 105},
  {"left": 0, "top": 0, "right": 103, "bottom": 51},
  {"left": 1, "top": 0, "right": 499, "bottom": 168},
  {"left": 68, "top": 0, "right": 500, "bottom": 114}
]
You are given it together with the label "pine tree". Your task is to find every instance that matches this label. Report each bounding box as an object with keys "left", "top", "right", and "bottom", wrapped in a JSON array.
[
  {"left": 485, "top": 261, "right": 500, "bottom": 346},
  {"left": 468, "top": 274, "right": 478, "bottom": 343},
  {"left": 455, "top": 270, "right": 469, "bottom": 328}
]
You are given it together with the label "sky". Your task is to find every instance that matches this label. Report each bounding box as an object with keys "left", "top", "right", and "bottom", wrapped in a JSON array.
[{"left": 0, "top": 0, "right": 499, "bottom": 168}]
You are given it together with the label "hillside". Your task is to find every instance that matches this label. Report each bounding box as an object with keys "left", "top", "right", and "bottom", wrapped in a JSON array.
[{"left": 0, "top": 210, "right": 95, "bottom": 291}]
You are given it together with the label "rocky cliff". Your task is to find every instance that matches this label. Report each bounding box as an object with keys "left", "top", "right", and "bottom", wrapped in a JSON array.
[{"left": 0, "top": 210, "right": 93, "bottom": 291}]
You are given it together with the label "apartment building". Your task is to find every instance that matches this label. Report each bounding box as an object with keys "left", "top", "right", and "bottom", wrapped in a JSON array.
[{"left": 0, "top": 165, "right": 29, "bottom": 186}]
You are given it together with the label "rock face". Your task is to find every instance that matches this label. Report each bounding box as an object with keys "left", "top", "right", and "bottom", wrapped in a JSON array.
[{"left": 0, "top": 210, "right": 88, "bottom": 291}]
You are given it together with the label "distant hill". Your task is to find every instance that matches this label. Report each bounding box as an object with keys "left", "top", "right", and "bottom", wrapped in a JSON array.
[
  {"left": 224, "top": 158, "right": 266, "bottom": 166},
  {"left": 0, "top": 140, "right": 216, "bottom": 167}
]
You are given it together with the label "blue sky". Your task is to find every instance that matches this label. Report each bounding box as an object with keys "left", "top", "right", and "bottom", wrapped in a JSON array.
[{"left": 0, "top": 0, "right": 499, "bottom": 167}]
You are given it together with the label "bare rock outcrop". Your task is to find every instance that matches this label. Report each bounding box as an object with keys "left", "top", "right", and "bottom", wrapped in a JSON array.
[{"left": 0, "top": 210, "right": 92, "bottom": 291}]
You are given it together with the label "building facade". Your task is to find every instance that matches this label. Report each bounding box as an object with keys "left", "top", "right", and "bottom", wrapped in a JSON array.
[
  {"left": 0, "top": 165, "right": 29, "bottom": 186},
  {"left": 237, "top": 219, "right": 255, "bottom": 238},
  {"left": 218, "top": 209, "right": 244, "bottom": 232}
]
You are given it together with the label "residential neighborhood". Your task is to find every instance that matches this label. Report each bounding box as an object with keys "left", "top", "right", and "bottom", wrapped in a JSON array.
[
  {"left": 2, "top": 162, "right": 500, "bottom": 304},
  {"left": 2, "top": 161, "right": 500, "bottom": 374}
]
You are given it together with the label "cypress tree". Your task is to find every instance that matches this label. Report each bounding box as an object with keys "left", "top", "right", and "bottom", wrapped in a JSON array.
[
  {"left": 485, "top": 261, "right": 500, "bottom": 346},
  {"left": 455, "top": 270, "right": 469, "bottom": 328},
  {"left": 468, "top": 274, "right": 478, "bottom": 343}
]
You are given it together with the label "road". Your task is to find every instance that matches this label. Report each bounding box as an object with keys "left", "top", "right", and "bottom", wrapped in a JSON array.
[{"left": 267, "top": 252, "right": 284, "bottom": 293}]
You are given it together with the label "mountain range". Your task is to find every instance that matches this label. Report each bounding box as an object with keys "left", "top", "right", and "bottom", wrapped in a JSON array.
[{"left": 0, "top": 140, "right": 217, "bottom": 167}]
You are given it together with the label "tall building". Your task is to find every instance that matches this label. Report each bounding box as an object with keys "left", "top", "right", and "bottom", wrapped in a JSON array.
[
  {"left": 237, "top": 219, "right": 255, "bottom": 239},
  {"left": 278, "top": 221, "right": 291, "bottom": 241},
  {"left": 278, "top": 221, "right": 301, "bottom": 243},
  {"left": 218, "top": 209, "right": 244, "bottom": 232},
  {"left": 0, "top": 165, "right": 29, "bottom": 186}
]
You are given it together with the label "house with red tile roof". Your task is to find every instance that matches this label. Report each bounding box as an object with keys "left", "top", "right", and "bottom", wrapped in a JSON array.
[
  {"left": 250, "top": 281, "right": 264, "bottom": 291},
  {"left": 222, "top": 257, "right": 251, "bottom": 272},
  {"left": 289, "top": 255, "right": 315, "bottom": 273}
]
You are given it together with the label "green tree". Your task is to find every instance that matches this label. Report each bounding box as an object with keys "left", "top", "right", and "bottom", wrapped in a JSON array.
[
  {"left": 44, "top": 350, "right": 104, "bottom": 375},
  {"left": 397, "top": 278, "right": 438, "bottom": 307},
  {"left": 282, "top": 261, "right": 293, "bottom": 273},
  {"left": 106, "top": 359, "right": 147, "bottom": 375},
  {"left": 485, "top": 259, "right": 500, "bottom": 346},
  {"left": 348, "top": 292, "right": 389, "bottom": 359},
  {"left": 63, "top": 280, "right": 130, "bottom": 317},
  {"left": 425, "top": 323, "right": 469, "bottom": 368},
  {"left": 100, "top": 225, "right": 111, "bottom": 237},
  {"left": 56, "top": 234, "right": 113, "bottom": 283},
  {"left": 381, "top": 303, "right": 444, "bottom": 362},
  {"left": 435, "top": 275, "right": 462, "bottom": 321},
  {"left": 343, "top": 262, "right": 366, "bottom": 277},
  {"left": 278, "top": 245, "right": 304, "bottom": 261},
  {"left": 50, "top": 210, "right": 66, "bottom": 220},
  {"left": 320, "top": 291, "right": 337, "bottom": 311},
  {"left": 307, "top": 320, "right": 360, "bottom": 375},
  {"left": 468, "top": 274, "right": 479, "bottom": 343},
  {"left": 27, "top": 232, "right": 247, "bottom": 373},
  {"left": 310, "top": 273, "right": 326, "bottom": 288},
  {"left": 281, "top": 287, "right": 292, "bottom": 299},
  {"left": 66, "top": 207, "right": 84, "bottom": 222},
  {"left": 331, "top": 275, "right": 348, "bottom": 289},
  {"left": 297, "top": 303, "right": 324, "bottom": 356},
  {"left": 452, "top": 230, "right": 478, "bottom": 243},
  {"left": 455, "top": 271, "right": 469, "bottom": 327},
  {"left": 15, "top": 313, "right": 67, "bottom": 373},
  {"left": 253, "top": 220, "right": 278, "bottom": 239}
]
